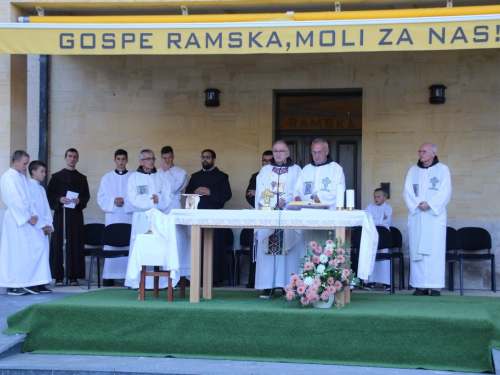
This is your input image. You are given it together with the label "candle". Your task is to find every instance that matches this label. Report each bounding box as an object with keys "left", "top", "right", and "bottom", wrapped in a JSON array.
[
  {"left": 336, "top": 185, "right": 345, "bottom": 208},
  {"left": 346, "top": 189, "right": 355, "bottom": 209}
]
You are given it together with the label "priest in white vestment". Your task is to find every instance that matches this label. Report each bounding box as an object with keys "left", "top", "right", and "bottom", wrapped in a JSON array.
[
  {"left": 364, "top": 188, "right": 392, "bottom": 290},
  {"left": 97, "top": 149, "right": 133, "bottom": 284},
  {"left": 294, "top": 138, "right": 346, "bottom": 246},
  {"left": 294, "top": 138, "right": 345, "bottom": 209},
  {"left": 125, "top": 149, "right": 173, "bottom": 290},
  {"left": 255, "top": 141, "right": 302, "bottom": 298},
  {"left": 403, "top": 142, "right": 451, "bottom": 297},
  {"left": 157, "top": 146, "right": 187, "bottom": 214},
  {"left": 0, "top": 151, "right": 50, "bottom": 295}
]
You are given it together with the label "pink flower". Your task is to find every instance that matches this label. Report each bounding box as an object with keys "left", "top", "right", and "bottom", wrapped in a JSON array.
[
  {"left": 342, "top": 269, "right": 351, "bottom": 277},
  {"left": 313, "top": 278, "right": 321, "bottom": 286},
  {"left": 338, "top": 248, "right": 345, "bottom": 255},
  {"left": 300, "top": 296, "right": 309, "bottom": 305},
  {"left": 335, "top": 280, "right": 342, "bottom": 289},
  {"left": 342, "top": 277, "right": 348, "bottom": 283},
  {"left": 326, "top": 239, "right": 334, "bottom": 246},
  {"left": 324, "top": 249, "right": 333, "bottom": 257},
  {"left": 297, "top": 285, "right": 306, "bottom": 295},
  {"left": 285, "top": 284, "right": 293, "bottom": 292},
  {"left": 285, "top": 291, "right": 295, "bottom": 301},
  {"left": 337, "top": 254, "right": 345, "bottom": 263},
  {"left": 296, "top": 279, "right": 304, "bottom": 287},
  {"left": 327, "top": 277, "right": 334, "bottom": 285},
  {"left": 309, "top": 284, "right": 318, "bottom": 293},
  {"left": 312, "top": 255, "right": 320, "bottom": 264},
  {"left": 327, "top": 285, "right": 337, "bottom": 294},
  {"left": 306, "top": 290, "right": 319, "bottom": 303},
  {"left": 321, "top": 291, "right": 330, "bottom": 301},
  {"left": 309, "top": 241, "right": 317, "bottom": 249},
  {"left": 314, "top": 246, "right": 322, "bottom": 255},
  {"left": 290, "top": 274, "right": 300, "bottom": 284},
  {"left": 329, "top": 259, "right": 339, "bottom": 267},
  {"left": 304, "top": 262, "right": 314, "bottom": 271}
]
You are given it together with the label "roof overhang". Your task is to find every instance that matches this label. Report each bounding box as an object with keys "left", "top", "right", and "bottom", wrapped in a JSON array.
[{"left": 1, "top": 6, "right": 499, "bottom": 55}]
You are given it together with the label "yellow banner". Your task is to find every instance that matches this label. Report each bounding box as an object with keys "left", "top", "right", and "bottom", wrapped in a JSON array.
[{"left": 1, "top": 18, "right": 499, "bottom": 55}]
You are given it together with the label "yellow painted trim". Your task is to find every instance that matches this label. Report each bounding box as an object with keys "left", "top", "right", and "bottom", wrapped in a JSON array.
[{"left": 28, "top": 5, "right": 500, "bottom": 24}]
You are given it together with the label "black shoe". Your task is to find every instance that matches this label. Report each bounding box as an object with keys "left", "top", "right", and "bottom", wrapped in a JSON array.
[
  {"left": 430, "top": 289, "right": 441, "bottom": 296},
  {"left": 23, "top": 286, "right": 39, "bottom": 295},
  {"left": 259, "top": 289, "right": 275, "bottom": 299},
  {"left": 103, "top": 279, "right": 115, "bottom": 287},
  {"left": 245, "top": 283, "right": 254, "bottom": 289},
  {"left": 382, "top": 284, "right": 391, "bottom": 291},
  {"left": 7, "top": 288, "right": 29, "bottom": 296},
  {"left": 412, "top": 288, "right": 429, "bottom": 296},
  {"left": 37, "top": 285, "right": 52, "bottom": 293},
  {"left": 363, "top": 283, "right": 376, "bottom": 291}
]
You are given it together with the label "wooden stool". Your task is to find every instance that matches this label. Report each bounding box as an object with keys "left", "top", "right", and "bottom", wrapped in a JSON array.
[{"left": 139, "top": 266, "right": 186, "bottom": 301}]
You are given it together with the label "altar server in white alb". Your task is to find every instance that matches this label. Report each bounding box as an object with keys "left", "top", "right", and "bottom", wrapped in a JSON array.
[
  {"left": 404, "top": 142, "right": 451, "bottom": 297},
  {"left": 125, "top": 149, "right": 172, "bottom": 289},
  {"left": 363, "top": 188, "right": 392, "bottom": 291},
  {"left": 27, "top": 160, "right": 54, "bottom": 294},
  {"left": 97, "top": 149, "right": 133, "bottom": 286},
  {"left": 0, "top": 151, "right": 51, "bottom": 296},
  {"left": 157, "top": 146, "right": 187, "bottom": 214},
  {"left": 255, "top": 140, "right": 302, "bottom": 298},
  {"left": 294, "top": 138, "right": 345, "bottom": 208}
]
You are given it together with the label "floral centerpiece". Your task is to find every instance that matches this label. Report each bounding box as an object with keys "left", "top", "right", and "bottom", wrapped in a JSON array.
[{"left": 285, "top": 234, "right": 357, "bottom": 307}]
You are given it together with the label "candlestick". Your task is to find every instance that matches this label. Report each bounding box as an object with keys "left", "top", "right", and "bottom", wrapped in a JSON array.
[
  {"left": 346, "top": 189, "right": 355, "bottom": 211},
  {"left": 336, "top": 184, "right": 345, "bottom": 210}
]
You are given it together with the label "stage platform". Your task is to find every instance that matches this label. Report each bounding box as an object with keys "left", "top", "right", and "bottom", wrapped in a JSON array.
[{"left": 4, "top": 289, "right": 500, "bottom": 373}]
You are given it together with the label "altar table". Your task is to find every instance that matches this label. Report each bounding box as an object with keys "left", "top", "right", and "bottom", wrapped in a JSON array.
[{"left": 165, "top": 209, "right": 378, "bottom": 304}]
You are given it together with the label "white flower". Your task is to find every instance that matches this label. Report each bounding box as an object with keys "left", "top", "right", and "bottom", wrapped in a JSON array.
[
  {"left": 317, "top": 264, "right": 326, "bottom": 274},
  {"left": 304, "top": 276, "right": 313, "bottom": 285},
  {"left": 319, "top": 254, "right": 328, "bottom": 263}
]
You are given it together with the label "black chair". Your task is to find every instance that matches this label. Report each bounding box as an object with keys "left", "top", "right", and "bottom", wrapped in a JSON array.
[
  {"left": 458, "top": 227, "right": 496, "bottom": 296},
  {"left": 445, "top": 226, "right": 461, "bottom": 292},
  {"left": 374, "top": 226, "right": 394, "bottom": 293},
  {"left": 224, "top": 228, "right": 235, "bottom": 286},
  {"left": 84, "top": 223, "right": 105, "bottom": 257},
  {"left": 351, "top": 225, "right": 394, "bottom": 293},
  {"left": 234, "top": 228, "right": 255, "bottom": 286},
  {"left": 88, "top": 223, "right": 132, "bottom": 290},
  {"left": 84, "top": 223, "right": 105, "bottom": 287},
  {"left": 389, "top": 227, "right": 405, "bottom": 290}
]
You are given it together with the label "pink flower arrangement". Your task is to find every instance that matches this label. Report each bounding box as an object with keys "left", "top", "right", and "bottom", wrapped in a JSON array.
[{"left": 285, "top": 235, "right": 357, "bottom": 307}]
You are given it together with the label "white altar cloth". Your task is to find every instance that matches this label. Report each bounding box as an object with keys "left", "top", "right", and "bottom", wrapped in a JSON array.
[
  {"left": 125, "top": 209, "right": 191, "bottom": 289},
  {"left": 165, "top": 209, "right": 378, "bottom": 281}
]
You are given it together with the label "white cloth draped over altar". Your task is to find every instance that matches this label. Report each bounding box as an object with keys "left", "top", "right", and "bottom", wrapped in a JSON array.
[{"left": 156, "top": 208, "right": 378, "bottom": 280}]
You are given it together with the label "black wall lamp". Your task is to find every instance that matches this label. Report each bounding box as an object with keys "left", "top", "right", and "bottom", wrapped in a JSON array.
[
  {"left": 204, "top": 88, "right": 221, "bottom": 107},
  {"left": 429, "top": 84, "right": 446, "bottom": 104}
]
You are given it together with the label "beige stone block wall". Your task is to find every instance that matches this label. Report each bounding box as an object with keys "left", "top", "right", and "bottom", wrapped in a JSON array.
[
  {"left": 47, "top": 49, "right": 500, "bottom": 289},
  {"left": 48, "top": 50, "right": 500, "bottom": 227}
]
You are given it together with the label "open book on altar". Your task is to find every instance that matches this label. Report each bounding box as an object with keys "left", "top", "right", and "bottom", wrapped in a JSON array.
[{"left": 285, "top": 201, "right": 330, "bottom": 210}]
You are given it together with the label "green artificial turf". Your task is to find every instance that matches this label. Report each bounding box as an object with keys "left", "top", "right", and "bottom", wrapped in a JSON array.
[{"left": 5, "top": 289, "right": 500, "bottom": 373}]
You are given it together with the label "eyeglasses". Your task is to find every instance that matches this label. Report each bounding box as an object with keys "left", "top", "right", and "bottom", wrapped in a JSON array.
[
  {"left": 141, "top": 157, "right": 156, "bottom": 162},
  {"left": 273, "top": 150, "right": 288, "bottom": 154},
  {"left": 262, "top": 159, "right": 273, "bottom": 164},
  {"left": 201, "top": 156, "right": 213, "bottom": 160},
  {"left": 311, "top": 151, "right": 324, "bottom": 156}
]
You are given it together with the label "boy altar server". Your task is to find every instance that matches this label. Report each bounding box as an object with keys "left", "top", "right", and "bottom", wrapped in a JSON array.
[
  {"left": 363, "top": 188, "right": 392, "bottom": 291},
  {"left": 27, "top": 160, "right": 54, "bottom": 293},
  {"left": 97, "top": 149, "right": 133, "bottom": 286}
]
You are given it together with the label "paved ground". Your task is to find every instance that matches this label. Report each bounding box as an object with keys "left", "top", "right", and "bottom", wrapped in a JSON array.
[{"left": 0, "top": 282, "right": 498, "bottom": 375}]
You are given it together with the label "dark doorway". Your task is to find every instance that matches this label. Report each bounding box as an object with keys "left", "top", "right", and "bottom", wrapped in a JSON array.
[{"left": 275, "top": 90, "right": 362, "bottom": 208}]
